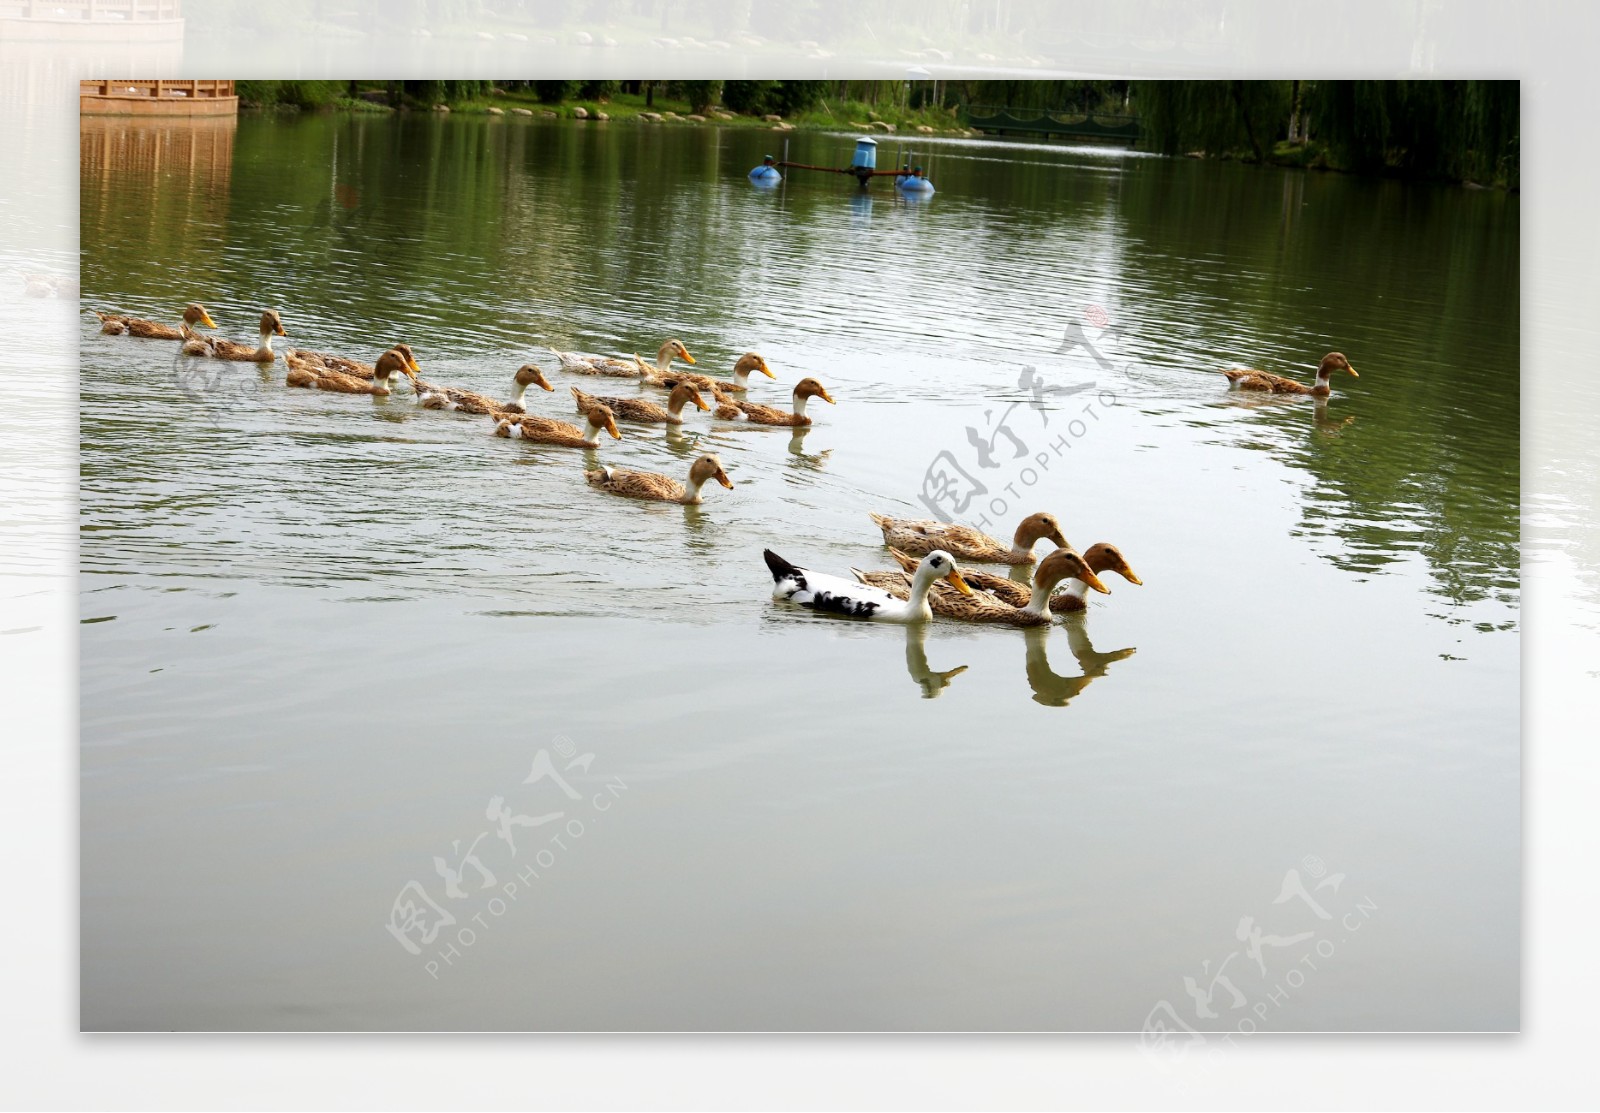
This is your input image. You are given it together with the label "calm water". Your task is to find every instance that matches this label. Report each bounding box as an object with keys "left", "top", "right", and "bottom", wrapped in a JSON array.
[{"left": 79, "top": 114, "right": 1519, "bottom": 1031}]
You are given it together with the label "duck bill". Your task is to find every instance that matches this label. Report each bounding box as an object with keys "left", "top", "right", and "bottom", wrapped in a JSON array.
[
  {"left": 819, "top": 389, "right": 836, "bottom": 405},
  {"left": 945, "top": 569, "right": 974, "bottom": 595},
  {"left": 605, "top": 420, "right": 622, "bottom": 440},
  {"left": 1081, "top": 569, "right": 1112, "bottom": 595},
  {"left": 199, "top": 312, "right": 217, "bottom": 328},
  {"left": 1346, "top": 365, "right": 1359, "bottom": 378},
  {"left": 693, "top": 394, "right": 711, "bottom": 412},
  {"left": 1120, "top": 568, "right": 1143, "bottom": 586},
  {"left": 758, "top": 358, "right": 775, "bottom": 378},
  {"left": 539, "top": 378, "right": 555, "bottom": 391},
  {"left": 680, "top": 348, "right": 697, "bottom": 365},
  {"left": 406, "top": 355, "right": 421, "bottom": 373},
  {"left": 716, "top": 470, "right": 734, "bottom": 489}
]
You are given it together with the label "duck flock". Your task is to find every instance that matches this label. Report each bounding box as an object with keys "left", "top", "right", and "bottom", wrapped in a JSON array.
[{"left": 93, "top": 302, "right": 1357, "bottom": 627}]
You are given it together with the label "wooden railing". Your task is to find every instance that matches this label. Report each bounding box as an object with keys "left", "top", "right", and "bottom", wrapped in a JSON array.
[
  {"left": 82, "top": 79, "right": 233, "bottom": 99},
  {"left": 22, "top": 0, "right": 181, "bottom": 18}
]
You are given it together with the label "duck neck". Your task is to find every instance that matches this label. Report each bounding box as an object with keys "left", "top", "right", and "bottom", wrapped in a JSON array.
[
  {"left": 1023, "top": 579, "right": 1057, "bottom": 616},
  {"left": 1312, "top": 370, "right": 1333, "bottom": 395},
  {"left": 682, "top": 472, "right": 706, "bottom": 504},
  {"left": 732, "top": 367, "right": 751, "bottom": 389},
  {"left": 655, "top": 344, "right": 676, "bottom": 373},
  {"left": 581, "top": 418, "right": 604, "bottom": 446},
  {"left": 258, "top": 330, "right": 275, "bottom": 355},
  {"left": 1061, "top": 578, "right": 1091, "bottom": 602},
  {"left": 905, "top": 566, "right": 939, "bottom": 618},
  {"left": 509, "top": 382, "right": 529, "bottom": 407},
  {"left": 792, "top": 393, "right": 811, "bottom": 420},
  {"left": 667, "top": 394, "right": 691, "bottom": 419}
]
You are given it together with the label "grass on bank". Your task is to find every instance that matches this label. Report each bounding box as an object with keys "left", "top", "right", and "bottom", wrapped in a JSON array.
[{"left": 236, "top": 81, "right": 978, "bottom": 136}]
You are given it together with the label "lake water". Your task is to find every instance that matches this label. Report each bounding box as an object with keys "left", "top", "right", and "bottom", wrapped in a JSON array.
[{"left": 78, "top": 113, "right": 1519, "bottom": 1031}]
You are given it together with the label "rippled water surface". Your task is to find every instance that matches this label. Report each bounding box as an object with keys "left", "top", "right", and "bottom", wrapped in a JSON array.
[{"left": 79, "top": 114, "right": 1519, "bottom": 1031}]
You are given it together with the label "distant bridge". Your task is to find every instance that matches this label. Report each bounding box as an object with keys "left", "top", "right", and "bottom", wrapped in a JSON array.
[{"left": 961, "top": 105, "right": 1142, "bottom": 144}]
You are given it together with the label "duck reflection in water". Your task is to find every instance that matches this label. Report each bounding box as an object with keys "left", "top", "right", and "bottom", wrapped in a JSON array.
[
  {"left": 903, "top": 623, "right": 968, "bottom": 699},
  {"left": 1022, "top": 621, "right": 1136, "bottom": 707},
  {"left": 1312, "top": 397, "right": 1356, "bottom": 436},
  {"left": 787, "top": 428, "right": 832, "bottom": 471}
]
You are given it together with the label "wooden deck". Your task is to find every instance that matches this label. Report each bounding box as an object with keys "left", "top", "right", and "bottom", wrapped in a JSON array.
[{"left": 81, "top": 79, "right": 237, "bottom": 117}]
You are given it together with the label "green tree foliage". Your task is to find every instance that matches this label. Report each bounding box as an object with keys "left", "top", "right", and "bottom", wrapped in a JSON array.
[
  {"left": 532, "top": 81, "right": 582, "bottom": 105},
  {"left": 236, "top": 80, "right": 347, "bottom": 109},
  {"left": 1135, "top": 80, "right": 1518, "bottom": 186},
  {"left": 578, "top": 80, "right": 622, "bottom": 102},
  {"left": 679, "top": 80, "right": 724, "bottom": 114},
  {"left": 1307, "top": 81, "right": 1519, "bottom": 186},
  {"left": 722, "top": 80, "right": 825, "bottom": 117},
  {"left": 1137, "top": 80, "right": 1293, "bottom": 160},
  {"left": 722, "top": 80, "right": 779, "bottom": 115}
]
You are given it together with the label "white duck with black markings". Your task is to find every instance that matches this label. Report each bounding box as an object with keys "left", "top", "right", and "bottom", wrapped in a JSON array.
[{"left": 763, "top": 548, "right": 972, "bottom": 623}]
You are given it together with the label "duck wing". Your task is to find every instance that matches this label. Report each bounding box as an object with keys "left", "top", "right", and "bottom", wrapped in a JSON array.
[{"left": 766, "top": 550, "right": 900, "bottom": 618}]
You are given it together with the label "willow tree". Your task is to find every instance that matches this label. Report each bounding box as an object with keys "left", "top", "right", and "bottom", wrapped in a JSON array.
[{"left": 1135, "top": 80, "right": 1293, "bottom": 160}]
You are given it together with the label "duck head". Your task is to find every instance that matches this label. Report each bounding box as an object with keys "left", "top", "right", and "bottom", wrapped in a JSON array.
[
  {"left": 917, "top": 549, "right": 974, "bottom": 594},
  {"left": 586, "top": 404, "right": 623, "bottom": 440},
  {"left": 1035, "top": 546, "right": 1110, "bottom": 595},
  {"left": 690, "top": 453, "right": 734, "bottom": 490},
  {"left": 183, "top": 303, "right": 217, "bottom": 329},
  {"left": 515, "top": 363, "right": 555, "bottom": 392},
  {"left": 390, "top": 343, "right": 421, "bottom": 375},
  {"left": 1082, "top": 542, "right": 1142, "bottom": 586},
  {"left": 794, "top": 377, "right": 835, "bottom": 405},
  {"left": 1318, "top": 352, "right": 1357, "bottom": 379},
  {"left": 1013, "top": 512, "right": 1069, "bottom": 552},
  {"left": 259, "top": 310, "right": 286, "bottom": 337},
  {"left": 735, "top": 352, "right": 775, "bottom": 379},
  {"left": 372, "top": 348, "right": 412, "bottom": 392},
  {"left": 668, "top": 381, "right": 710, "bottom": 413}
]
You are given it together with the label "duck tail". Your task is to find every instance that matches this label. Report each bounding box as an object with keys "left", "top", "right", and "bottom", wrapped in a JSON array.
[
  {"left": 869, "top": 512, "right": 893, "bottom": 531},
  {"left": 887, "top": 547, "right": 920, "bottom": 573},
  {"left": 763, "top": 549, "right": 800, "bottom": 583},
  {"left": 1221, "top": 368, "right": 1245, "bottom": 382}
]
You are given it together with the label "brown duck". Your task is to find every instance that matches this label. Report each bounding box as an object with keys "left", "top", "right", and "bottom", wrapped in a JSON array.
[
  {"left": 416, "top": 363, "right": 554, "bottom": 415},
  {"left": 868, "top": 510, "right": 1069, "bottom": 565},
  {"left": 183, "top": 310, "right": 286, "bottom": 363},
  {"left": 879, "top": 541, "right": 1141, "bottom": 614},
  {"left": 714, "top": 377, "right": 834, "bottom": 426},
  {"left": 94, "top": 303, "right": 215, "bottom": 339},
  {"left": 585, "top": 453, "right": 733, "bottom": 505},
  {"left": 1222, "top": 352, "right": 1357, "bottom": 396},
  {"left": 571, "top": 382, "right": 708, "bottom": 425},
  {"left": 852, "top": 545, "right": 1109, "bottom": 626},
  {"left": 494, "top": 404, "right": 622, "bottom": 448}
]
